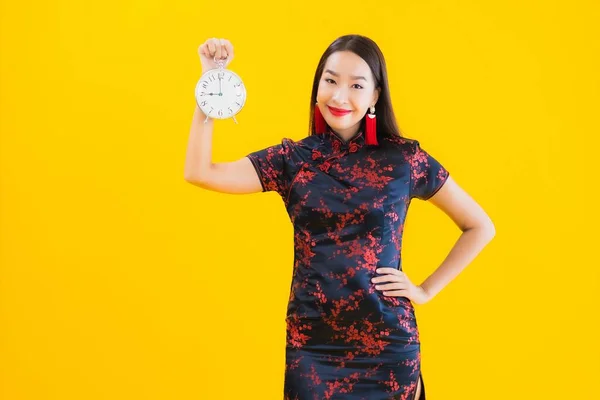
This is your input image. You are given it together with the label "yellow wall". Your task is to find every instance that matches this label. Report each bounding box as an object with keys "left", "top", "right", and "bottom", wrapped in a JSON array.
[{"left": 1, "top": 1, "right": 598, "bottom": 399}]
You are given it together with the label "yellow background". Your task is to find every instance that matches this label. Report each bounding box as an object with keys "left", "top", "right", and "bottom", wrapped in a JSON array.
[{"left": 1, "top": 0, "right": 598, "bottom": 399}]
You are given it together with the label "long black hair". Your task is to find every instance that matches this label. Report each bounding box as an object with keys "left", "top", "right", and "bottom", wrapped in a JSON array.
[{"left": 308, "top": 34, "right": 404, "bottom": 141}]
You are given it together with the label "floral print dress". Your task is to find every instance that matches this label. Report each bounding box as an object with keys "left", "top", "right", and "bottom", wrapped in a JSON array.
[{"left": 246, "top": 127, "right": 449, "bottom": 400}]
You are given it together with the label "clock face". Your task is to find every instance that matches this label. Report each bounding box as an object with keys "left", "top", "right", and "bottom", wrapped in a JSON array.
[{"left": 195, "top": 69, "right": 247, "bottom": 119}]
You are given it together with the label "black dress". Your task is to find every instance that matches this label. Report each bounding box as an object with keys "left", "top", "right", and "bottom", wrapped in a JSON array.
[{"left": 247, "top": 127, "right": 449, "bottom": 399}]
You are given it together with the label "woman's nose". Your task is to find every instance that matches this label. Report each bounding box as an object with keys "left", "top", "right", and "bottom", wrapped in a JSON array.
[{"left": 332, "top": 87, "right": 350, "bottom": 102}]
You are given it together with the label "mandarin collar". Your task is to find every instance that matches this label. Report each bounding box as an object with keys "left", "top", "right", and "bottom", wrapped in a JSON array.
[{"left": 320, "top": 127, "right": 365, "bottom": 153}]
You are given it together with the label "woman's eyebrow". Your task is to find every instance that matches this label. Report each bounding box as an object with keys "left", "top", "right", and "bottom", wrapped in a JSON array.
[{"left": 325, "top": 69, "right": 367, "bottom": 81}]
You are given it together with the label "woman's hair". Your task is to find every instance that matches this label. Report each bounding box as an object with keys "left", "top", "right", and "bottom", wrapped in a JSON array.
[{"left": 309, "top": 34, "right": 404, "bottom": 140}]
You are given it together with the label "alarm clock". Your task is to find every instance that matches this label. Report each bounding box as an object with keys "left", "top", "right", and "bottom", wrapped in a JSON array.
[{"left": 195, "top": 56, "right": 247, "bottom": 124}]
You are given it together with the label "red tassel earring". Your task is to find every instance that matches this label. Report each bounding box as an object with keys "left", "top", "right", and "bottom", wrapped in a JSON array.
[
  {"left": 314, "top": 102, "right": 327, "bottom": 134},
  {"left": 365, "top": 104, "right": 378, "bottom": 146}
]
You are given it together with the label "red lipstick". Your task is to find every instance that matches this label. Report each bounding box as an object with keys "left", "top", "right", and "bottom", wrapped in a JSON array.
[{"left": 327, "top": 106, "right": 352, "bottom": 117}]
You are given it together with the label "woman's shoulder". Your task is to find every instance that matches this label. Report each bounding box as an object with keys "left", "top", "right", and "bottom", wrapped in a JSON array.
[{"left": 381, "top": 134, "right": 420, "bottom": 153}]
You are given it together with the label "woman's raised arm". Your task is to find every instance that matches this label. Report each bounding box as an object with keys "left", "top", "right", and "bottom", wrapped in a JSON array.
[
  {"left": 184, "top": 38, "right": 263, "bottom": 195},
  {"left": 184, "top": 104, "right": 262, "bottom": 194}
]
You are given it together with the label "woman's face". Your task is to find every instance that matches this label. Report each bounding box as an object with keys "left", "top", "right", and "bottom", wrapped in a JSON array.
[{"left": 316, "top": 51, "right": 380, "bottom": 137}]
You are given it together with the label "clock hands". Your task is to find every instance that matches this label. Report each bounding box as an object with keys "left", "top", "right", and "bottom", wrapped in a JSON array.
[{"left": 201, "top": 75, "right": 224, "bottom": 97}]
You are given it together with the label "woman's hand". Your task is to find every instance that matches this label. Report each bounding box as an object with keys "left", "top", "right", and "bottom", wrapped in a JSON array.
[
  {"left": 198, "top": 38, "right": 234, "bottom": 74},
  {"left": 371, "top": 268, "right": 432, "bottom": 305}
]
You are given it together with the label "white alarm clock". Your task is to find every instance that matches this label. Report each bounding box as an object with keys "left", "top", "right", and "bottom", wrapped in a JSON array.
[{"left": 195, "top": 56, "right": 247, "bottom": 124}]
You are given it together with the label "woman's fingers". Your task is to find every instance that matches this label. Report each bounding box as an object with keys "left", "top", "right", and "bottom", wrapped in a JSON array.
[
  {"left": 219, "top": 39, "right": 226, "bottom": 58},
  {"left": 221, "top": 39, "right": 233, "bottom": 60},
  {"left": 374, "top": 268, "right": 404, "bottom": 277},
  {"left": 208, "top": 39, "right": 217, "bottom": 57},
  {"left": 216, "top": 39, "right": 223, "bottom": 59},
  {"left": 201, "top": 43, "right": 210, "bottom": 58},
  {"left": 204, "top": 38, "right": 232, "bottom": 60},
  {"left": 382, "top": 290, "right": 409, "bottom": 297},
  {"left": 375, "top": 282, "right": 408, "bottom": 291},
  {"left": 225, "top": 40, "right": 233, "bottom": 58},
  {"left": 371, "top": 272, "right": 405, "bottom": 284}
]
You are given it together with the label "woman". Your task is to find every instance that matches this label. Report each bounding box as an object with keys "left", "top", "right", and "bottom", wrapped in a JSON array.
[{"left": 185, "top": 35, "right": 495, "bottom": 400}]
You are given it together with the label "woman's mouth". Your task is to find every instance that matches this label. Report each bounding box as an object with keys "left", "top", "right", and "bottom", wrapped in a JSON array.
[{"left": 327, "top": 106, "right": 352, "bottom": 117}]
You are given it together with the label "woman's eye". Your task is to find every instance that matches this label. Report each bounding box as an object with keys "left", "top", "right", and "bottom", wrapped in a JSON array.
[{"left": 325, "top": 78, "right": 363, "bottom": 89}]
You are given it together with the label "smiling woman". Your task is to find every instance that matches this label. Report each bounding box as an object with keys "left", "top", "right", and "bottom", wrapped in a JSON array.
[
  {"left": 186, "top": 34, "right": 494, "bottom": 400},
  {"left": 243, "top": 35, "right": 453, "bottom": 400}
]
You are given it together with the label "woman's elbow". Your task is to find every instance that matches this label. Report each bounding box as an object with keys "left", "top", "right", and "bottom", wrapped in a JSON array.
[{"left": 481, "top": 220, "right": 496, "bottom": 241}]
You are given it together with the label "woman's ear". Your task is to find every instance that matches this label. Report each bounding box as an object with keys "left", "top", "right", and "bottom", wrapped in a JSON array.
[{"left": 373, "top": 87, "right": 381, "bottom": 105}]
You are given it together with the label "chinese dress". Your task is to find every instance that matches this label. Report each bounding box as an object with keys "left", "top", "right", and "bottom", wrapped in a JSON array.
[{"left": 246, "top": 127, "right": 450, "bottom": 400}]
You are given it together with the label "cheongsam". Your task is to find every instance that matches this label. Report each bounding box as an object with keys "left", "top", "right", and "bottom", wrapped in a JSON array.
[{"left": 246, "top": 127, "right": 450, "bottom": 400}]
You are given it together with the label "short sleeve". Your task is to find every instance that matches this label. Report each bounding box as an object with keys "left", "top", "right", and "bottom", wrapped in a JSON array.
[
  {"left": 246, "top": 138, "right": 294, "bottom": 198},
  {"left": 410, "top": 140, "right": 450, "bottom": 200}
]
